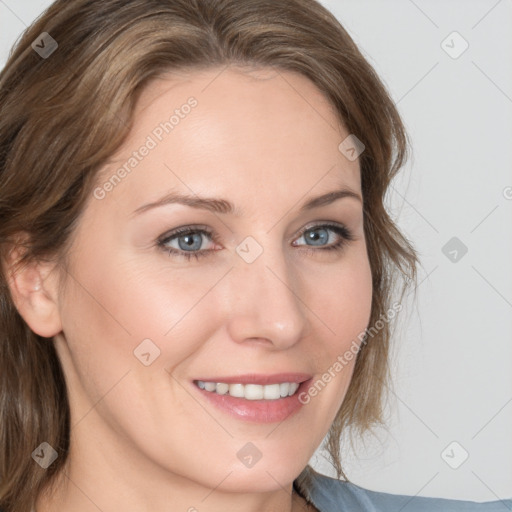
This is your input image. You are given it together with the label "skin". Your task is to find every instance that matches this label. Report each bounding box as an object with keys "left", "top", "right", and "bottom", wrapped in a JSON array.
[{"left": 7, "top": 66, "right": 372, "bottom": 512}]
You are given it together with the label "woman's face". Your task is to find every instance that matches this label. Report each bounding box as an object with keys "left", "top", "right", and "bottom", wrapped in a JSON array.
[{"left": 49, "top": 66, "right": 372, "bottom": 499}]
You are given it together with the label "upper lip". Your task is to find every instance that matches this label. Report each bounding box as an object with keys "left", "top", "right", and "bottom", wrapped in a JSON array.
[{"left": 193, "top": 373, "right": 313, "bottom": 385}]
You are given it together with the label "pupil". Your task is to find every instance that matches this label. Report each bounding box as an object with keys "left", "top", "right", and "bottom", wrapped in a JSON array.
[
  {"left": 179, "top": 233, "right": 201, "bottom": 250},
  {"left": 307, "top": 229, "right": 327, "bottom": 245}
]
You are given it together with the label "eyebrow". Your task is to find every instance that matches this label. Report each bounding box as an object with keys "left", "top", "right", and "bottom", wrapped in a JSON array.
[{"left": 131, "top": 188, "right": 362, "bottom": 217}]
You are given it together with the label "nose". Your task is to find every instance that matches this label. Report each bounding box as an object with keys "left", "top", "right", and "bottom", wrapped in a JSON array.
[{"left": 224, "top": 241, "right": 310, "bottom": 350}]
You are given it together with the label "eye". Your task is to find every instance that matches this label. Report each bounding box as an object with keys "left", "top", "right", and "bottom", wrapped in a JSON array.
[
  {"left": 157, "top": 225, "right": 217, "bottom": 261},
  {"left": 292, "top": 223, "right": 355, "bottom": 254},
  {"left": 157, "top": 222, "right": 355, "bottom": 261}
]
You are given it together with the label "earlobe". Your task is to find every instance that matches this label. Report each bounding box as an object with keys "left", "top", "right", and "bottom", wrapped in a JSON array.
[{"left": 3, "top": 246, "right": 63, "bottom": 338}]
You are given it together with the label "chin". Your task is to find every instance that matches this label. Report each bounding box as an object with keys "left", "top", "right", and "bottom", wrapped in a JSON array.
[{"left": 218, "top": 457, "right": 308, "bottom": 494}]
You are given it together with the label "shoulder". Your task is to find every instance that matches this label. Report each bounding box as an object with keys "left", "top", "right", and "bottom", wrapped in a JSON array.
[{"left": 296, "top": 466, "right": 512, "bottom": 512}]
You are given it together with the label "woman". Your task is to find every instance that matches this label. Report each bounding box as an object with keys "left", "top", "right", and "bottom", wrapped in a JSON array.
[{"left": 0, "top": 1, "right": 510, "bottom": 511}]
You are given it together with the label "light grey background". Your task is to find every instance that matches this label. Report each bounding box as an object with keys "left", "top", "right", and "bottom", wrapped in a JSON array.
[{"left": 1, "top": 0, "right": 511, "bottom": 503}]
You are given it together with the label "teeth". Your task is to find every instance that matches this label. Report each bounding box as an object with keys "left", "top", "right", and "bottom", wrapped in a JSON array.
[
  {"left": 195, "top": 380, "right": 300, "bottom": 400},
  {"left": 216, "top": 382, "right": 229, "bottom": 395},
  {"left": 264, "top": 383, "right": 281, "bottom": 399},
  {"left": 229, "top": 383, "right": 245, "bottom": 398},
  {"left": 204, "top": 382, "right": 216, "bottom": 392}
]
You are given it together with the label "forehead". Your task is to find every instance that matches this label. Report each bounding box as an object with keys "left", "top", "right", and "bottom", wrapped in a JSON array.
[{"left": 94, "top": 66, "right": 361, "bottom": 216}]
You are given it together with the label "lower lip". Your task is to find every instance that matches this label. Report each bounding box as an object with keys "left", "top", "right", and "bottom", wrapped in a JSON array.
[{"left": 192, "top": 379, "right": 313, "bottom": 423}]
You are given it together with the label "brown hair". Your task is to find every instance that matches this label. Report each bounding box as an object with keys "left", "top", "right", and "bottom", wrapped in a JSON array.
[{"left": 0, "top": 0, "right": 419, "bottom": 510}]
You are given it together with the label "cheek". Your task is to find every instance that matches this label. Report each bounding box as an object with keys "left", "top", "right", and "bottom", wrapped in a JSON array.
[
  {"left": 301, "top": 248, "right": 372, "bottom": 412},
  {"left": 58, "top": 251, "right": 227, "bottom": 387},
  {"left": 311, "top": 247, "right": 373, "bottom": 351}
]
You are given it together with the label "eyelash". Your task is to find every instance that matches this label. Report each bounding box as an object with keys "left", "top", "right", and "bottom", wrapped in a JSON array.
[{"left": 157, "top": 223, "right": 355, "bottom": 261}]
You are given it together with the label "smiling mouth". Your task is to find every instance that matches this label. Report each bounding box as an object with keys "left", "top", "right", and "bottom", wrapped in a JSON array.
[{"left": 193, "top": 380, "right": 300, "bottom": 400}]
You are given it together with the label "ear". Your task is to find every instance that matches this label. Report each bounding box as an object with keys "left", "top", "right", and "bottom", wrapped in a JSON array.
[{"left": 3, "top": 243, "right": 63, "bottom": 338}]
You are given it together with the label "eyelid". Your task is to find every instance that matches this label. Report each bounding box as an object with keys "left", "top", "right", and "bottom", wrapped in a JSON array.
[
  {"left": 156, "top": 224, "right": 214, "bottom": 245},
  {"left": 298, "top": 220, "right": 353, "bottom": 238}
]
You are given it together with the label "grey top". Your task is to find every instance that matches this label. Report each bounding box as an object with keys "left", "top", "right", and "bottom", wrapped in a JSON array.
[{"left": 297, "top": 465, "right": 512, "bottom": 512}]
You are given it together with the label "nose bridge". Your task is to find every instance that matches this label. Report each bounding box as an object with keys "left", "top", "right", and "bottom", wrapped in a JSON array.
[{"left": 225, "top": 237, "right": 308, "bottom": 348}]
